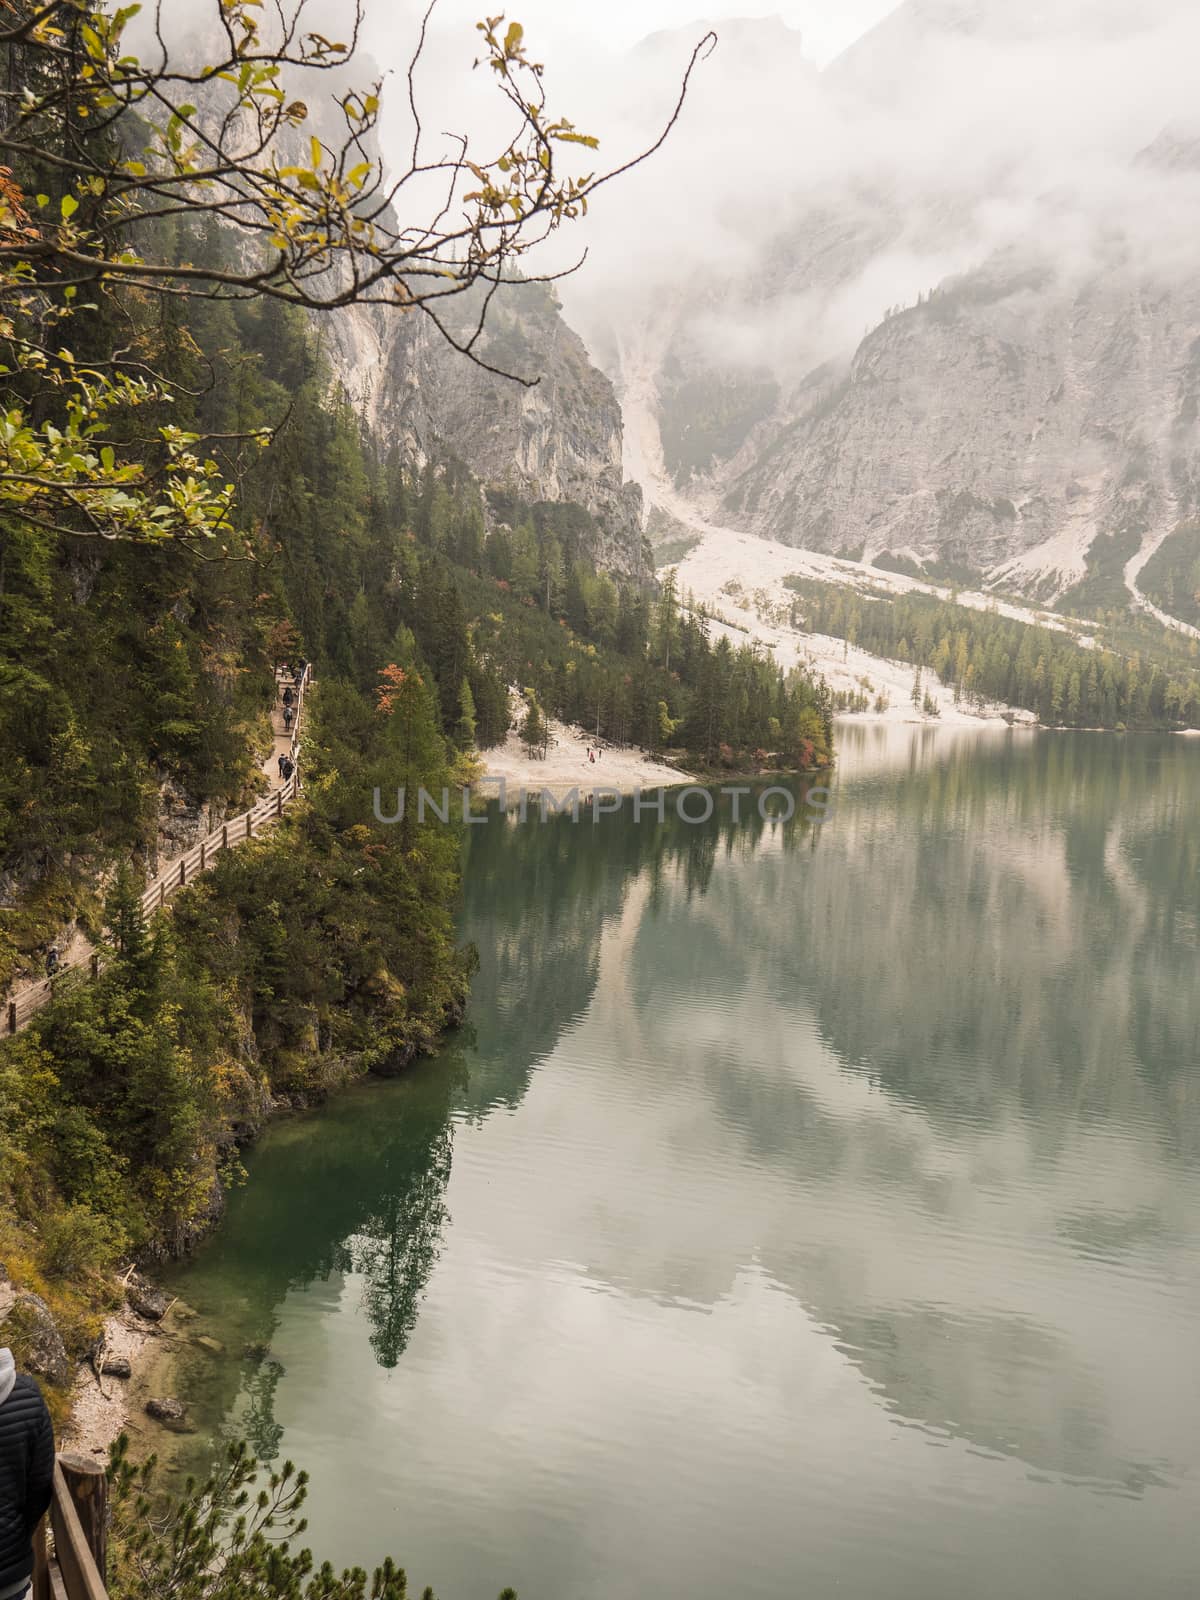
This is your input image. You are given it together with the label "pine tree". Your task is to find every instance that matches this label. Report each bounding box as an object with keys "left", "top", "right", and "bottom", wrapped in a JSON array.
[
  {"left": 520, "top": 690, "right": 548, "bottom": 759},
  {"left": 457, "top": 678, "right": 477, "bottom": 748}
]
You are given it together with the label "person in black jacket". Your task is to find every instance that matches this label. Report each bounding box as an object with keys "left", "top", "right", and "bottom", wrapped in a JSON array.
[{"left": 0, "top": 1347, "right": 54, "bottom": 1600}]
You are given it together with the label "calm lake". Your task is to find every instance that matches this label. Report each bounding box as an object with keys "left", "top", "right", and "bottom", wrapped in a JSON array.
[{"left": 163, "top": 725, "right": 1200, "bottom": 1600}]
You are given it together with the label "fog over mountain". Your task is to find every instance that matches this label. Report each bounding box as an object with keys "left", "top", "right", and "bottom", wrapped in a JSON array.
[
  {"left": 344, "top": 0, "right": 1200, "bottom": 600},
  {"left": 535, "top": 0, "right": 1200, "bottom": 596}
]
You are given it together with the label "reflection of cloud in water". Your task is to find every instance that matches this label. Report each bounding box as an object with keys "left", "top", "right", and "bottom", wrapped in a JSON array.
[{"left": 510, "top": 731, "right": 1200, "bottom": 1489}]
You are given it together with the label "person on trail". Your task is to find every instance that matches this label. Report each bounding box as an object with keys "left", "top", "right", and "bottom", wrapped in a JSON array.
[
  {"left": 282, "top": 686, "right": 295, "bottom": 708},
  {"left": 281, "top": 756, "right": 295, "bottom": 782},
  {"left": 283, "top": 705, "right": 294, "bottom": 732},
  {"left": 277, "top": 752, "right": 288, "bottom": 779},
  {"left": 44, "top": 948, "right": 58, "bottom": 978},
  {"left": 0, "top": 1346, "right": 55, "bottom": 1600}
]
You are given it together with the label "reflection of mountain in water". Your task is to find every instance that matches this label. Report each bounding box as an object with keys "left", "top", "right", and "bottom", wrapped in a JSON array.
[
  {"left": 453, "top": 790, "right": 821, "bottom": 1118},
  {"left": 166, "top": 734, "right": 1200, "bottom": 1502},
  {"left": 601, "top": 730, "right": 1200, "bottom": 1487}
]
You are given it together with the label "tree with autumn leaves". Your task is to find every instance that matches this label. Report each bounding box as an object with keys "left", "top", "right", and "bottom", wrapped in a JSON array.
[{"left": 0, "top": 0, "right": 710, "bottom": 549}]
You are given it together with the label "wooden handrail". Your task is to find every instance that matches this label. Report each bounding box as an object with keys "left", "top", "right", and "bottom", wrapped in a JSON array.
[
  {"left": 33, "top": 1455, "right": 108, "bottom": 1600},
  {"left": 6, "top": 666, "right": 313, "bottom": 1037}
]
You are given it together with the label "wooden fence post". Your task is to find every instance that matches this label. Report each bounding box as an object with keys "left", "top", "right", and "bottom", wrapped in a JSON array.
[
  {"left": 179, "top": 859, "right": 186, "bottom": 887},
  {"left": 276, "top": 789, "right": 284, "bottom": 816},
  {"left": 7, "top": 1001, "right": 15, "bottom": 1035},
  {"left": 222, "top": 823, "right": 229, "bottom": 850},
  {"left": 159, "top": 881, "right": 165, "bottom": 909},
  {"left": 49, "top": 1458, "right": 108, "bottom": 1600},
  {"left": 59, "top": 1453, "right": 108, "bottom": 1583},
  {"left": 246, "top": 812, "right": 253, "bottom": 839},
  {"left": 200, "top": 840, "right": 206, "bottom": 871},
  {"left": 31, "top": 1516, "right": 49, "bottom": 1600},
  {"left": 90, "top": 953, "right": 99, "bottom": 979}
]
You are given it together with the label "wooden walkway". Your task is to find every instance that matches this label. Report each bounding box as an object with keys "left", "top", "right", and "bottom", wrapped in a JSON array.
[{"left": 4, "top": 665, "right": 311, "bottom": 1037}]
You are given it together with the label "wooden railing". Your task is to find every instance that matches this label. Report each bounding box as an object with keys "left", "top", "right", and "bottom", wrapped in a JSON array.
[
  {"left": 5, "top": 665, "right": 310, "bottom": 1037},
  {"left": 32, "top": 1454, "right": 109, "bottom": 1600}
]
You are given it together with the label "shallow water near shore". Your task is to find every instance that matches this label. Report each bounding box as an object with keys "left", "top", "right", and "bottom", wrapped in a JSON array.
[{"left": 162, "top": 724, "right": 1200, "bottom": 1600}]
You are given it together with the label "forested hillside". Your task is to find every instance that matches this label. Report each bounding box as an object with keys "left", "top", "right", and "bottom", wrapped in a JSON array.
[
  {"left": 0, "top": 0, "right": 830, "bottom": 1465},
  {"left": 786, "top": 578, "right": 1200, "bottom": 728}
]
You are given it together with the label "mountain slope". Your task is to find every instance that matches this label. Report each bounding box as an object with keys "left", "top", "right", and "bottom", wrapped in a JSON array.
[{"left": 719, "top": 259, "right": 1200, "bottom": 597}]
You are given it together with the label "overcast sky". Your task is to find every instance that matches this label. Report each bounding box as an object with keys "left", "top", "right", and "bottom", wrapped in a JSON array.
[{"left": 344, "top": 0, "right": 1200, "bottom": 383}]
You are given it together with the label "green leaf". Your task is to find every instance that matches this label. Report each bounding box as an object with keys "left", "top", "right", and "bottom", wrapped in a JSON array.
[
  {"left": 61, "top": 194, "right": 78, "bottom": 219},
  {"left": 100, "top": 446, "right": 115, "bottom": 472}
]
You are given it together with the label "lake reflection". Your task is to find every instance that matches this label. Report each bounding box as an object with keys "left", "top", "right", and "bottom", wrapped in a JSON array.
[{"left": 165, "top": 727, "right": 1200, "bottom": 1600}]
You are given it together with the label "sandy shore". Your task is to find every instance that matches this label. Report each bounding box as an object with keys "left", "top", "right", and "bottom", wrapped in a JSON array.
[
  {"left": 481, "top": 711, "right": 694, "bottom": 799},
  {"left": 62, "top": 1298, "right": 206, "bottom": 1461},
  {"left": 60, "top": 1307, "right": 170, "bottom": 1460}
]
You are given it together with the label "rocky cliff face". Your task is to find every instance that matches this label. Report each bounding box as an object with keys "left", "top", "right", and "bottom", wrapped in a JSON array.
[
  {"left": 325, "top": 283, "right": 648, "bottom": 579},
  {"left": 719, "top": 259, "right": 1200, "bottom": 593}
]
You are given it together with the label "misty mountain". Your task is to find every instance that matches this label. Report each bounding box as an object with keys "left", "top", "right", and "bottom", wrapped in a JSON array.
[{"left": 587, "top": 0, "right": 1200, "bottom": 606}]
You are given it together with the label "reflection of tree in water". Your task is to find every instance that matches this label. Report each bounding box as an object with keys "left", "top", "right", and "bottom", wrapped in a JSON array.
[
  {"left": 454, "top": 785, "right": 820, "bottom": 1120},
  {"left": 241, "top": 1354, "right": 287, "bottom": 1462},
  {"left": 167, "top": 788, "right": 822, "bottom": 1456},
  {"left": 162, "top": 1060, "right": 465, "bottom": 1466},
  {"left": 340, "top": 1126, "right": 454, "bottom": 1370}
]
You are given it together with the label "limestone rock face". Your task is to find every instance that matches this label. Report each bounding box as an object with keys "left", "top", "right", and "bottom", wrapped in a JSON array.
[
  {"left": 718, "top": 264, "right": 1200, "bottom": 588},
  {"left": 325, "top": 284, "right": 648, "bottom": 580}
]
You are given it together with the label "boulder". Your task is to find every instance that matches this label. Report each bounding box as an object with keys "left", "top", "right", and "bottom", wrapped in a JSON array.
[
  {"left": 1, "top": 1292, "right": 72, "bottom": 1387},
  {"left": 127, "top": 1278, "right": 170, "bottom": 1321},
  {"left": 145, "top": 1397, "right": 186, "bottom": 1423},
  {"left": 192, "top": 1335, "right": 224, "bottom": 1355},
  {"left": 98, "top": 1356, "right": 132, "bottom": 1380}
]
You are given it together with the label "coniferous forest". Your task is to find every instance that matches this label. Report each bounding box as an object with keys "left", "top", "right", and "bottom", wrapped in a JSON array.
[{"left": 787, "top": 578, "right": 1200, "bottom": 728}]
